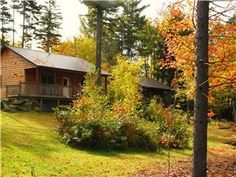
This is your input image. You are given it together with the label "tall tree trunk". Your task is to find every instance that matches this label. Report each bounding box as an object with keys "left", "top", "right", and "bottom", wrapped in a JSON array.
[
  {"left": 21, "top": 0, "right": 26, "bottom": 48},
  {"left": 193, "top": 1, "right": 209, "bottom": 177},
  {"left": 1, "top": 21, "right": 4, "bottom": 45},
  {"left": 12, "top": 1, "right": 15, "bottom": 46},
  {"left": 96, "top": 7, "right": 103, "bottom": 86}
]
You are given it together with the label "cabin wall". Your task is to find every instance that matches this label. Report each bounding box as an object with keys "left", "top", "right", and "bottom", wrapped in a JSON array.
[
  {"left": 25, "top": 69, "right": 36, "bottom": 83},
  {"left": 55, "top": 71, "right": 83, "bottom": 87},
  {"left": 1, "top": 48, "right": 36, "bottom": 99},
  {"left": 25, "top": 68, "right": 85, "bottom": 87},
  {"left": 34, "top": 69, "right": 84, "bottom": 87}
]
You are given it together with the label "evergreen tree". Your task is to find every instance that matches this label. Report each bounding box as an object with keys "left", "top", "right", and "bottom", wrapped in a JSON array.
[
  {"left": 139, "top": 21, "right": 175, "bottom": 86},
  {"left": 80, "top": 8, "right": 97, "bottom": 38},
  {"left": 17, "top": 0, "right": 41, "bottom": 48},
  {"left": 116, "top": 0, "right": 148, "bottom": 58},
  {"left": 36, "top": 0, "right": 62, "bottom": 52},
  {"left": 80, "top": 0, "right": 148, "bottom": 62},
  {"left": 80, "top": 7, "right": 119, "bottom": 65},
  {"left": 0, "top": 0, "right": 13, "bottom": 46},
  {"left": 11, "top": 0, "right": 19, "bottom": 46},
  {"left": 138, "top": 21, "right": 165, "bottom": 78}
]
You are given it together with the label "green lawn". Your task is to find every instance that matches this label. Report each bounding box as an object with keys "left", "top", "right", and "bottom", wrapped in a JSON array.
[{"left": 1, "top": 112, "right": 235, "bottom": 177}]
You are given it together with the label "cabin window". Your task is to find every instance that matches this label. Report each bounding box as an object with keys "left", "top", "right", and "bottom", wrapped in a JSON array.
[{"left": 41, "top": 75, "right": 54, "bottom": 84}]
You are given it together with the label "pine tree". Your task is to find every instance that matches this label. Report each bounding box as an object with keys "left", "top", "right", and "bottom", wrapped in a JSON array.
[
  {"left": 80, "top": 8, "right": 98, "bottom": 38},
  {"left": 17, "top": 0, "right": 41, "bottom": 48},
  {"left": 138, "top": 21, "right": 165, "bottom": 77},
  {"left": 0, "top": 0, "right": 13, "bottom": 46},
  {"left": 80, "top": 7, "right": 119, "bottom": 65},
  {"left": 116, "top": 0, "right": 148, "bottom": 58},
  {"left": 36, "top": 0, "right": 62, "bottom": 52},
  {"left": 11, "top": 0, "right": 19, "bottom": 46}
]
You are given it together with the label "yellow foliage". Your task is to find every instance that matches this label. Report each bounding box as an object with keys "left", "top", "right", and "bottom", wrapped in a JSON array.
[
  {"left": 53, "top": 37, "right": 96, "bottom": 64},
  {"left": 110, "top": 55, "right": 144, "bottom": 113}
]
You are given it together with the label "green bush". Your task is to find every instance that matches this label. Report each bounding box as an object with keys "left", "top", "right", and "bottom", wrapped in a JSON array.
[
  {"left": 55, "top": 106, "right": 161, "bottom": 151},
  {"left": 144, "top": 98, "right": 189, "bottom": 149},
  {"left": 2, "top": 98, "right": 40, "bottom": 112}
]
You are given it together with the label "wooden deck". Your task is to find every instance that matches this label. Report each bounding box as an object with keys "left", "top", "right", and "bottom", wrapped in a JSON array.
[{"left": 6, "top": 82, "right": 81, "bottom": 99}]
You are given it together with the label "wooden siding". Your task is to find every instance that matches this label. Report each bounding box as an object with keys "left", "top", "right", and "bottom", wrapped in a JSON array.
[
  {"left": 1, "top": 47, "right": 107, "bottom": 100},
  {"left": 1, "top": 48, "right": 36, "bottom": 99},
  {"left": 25, "top": 68, "right": 84, "bottom": 88}
]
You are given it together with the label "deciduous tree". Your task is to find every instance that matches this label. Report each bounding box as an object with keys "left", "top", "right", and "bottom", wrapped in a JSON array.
[
  {"left": 193, "top": 1, "right": 209, "bottom": 176},
  {"left": 53, "top": 37, "right": 96, "bottom": 64}
]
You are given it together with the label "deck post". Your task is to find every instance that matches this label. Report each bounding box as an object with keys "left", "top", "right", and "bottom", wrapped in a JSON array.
[
  {"left": 54, "top": 70, "right": 57, "bottom": 95},
  {"left": 36, "top": 68, "right": 39, "bottom": 94}
]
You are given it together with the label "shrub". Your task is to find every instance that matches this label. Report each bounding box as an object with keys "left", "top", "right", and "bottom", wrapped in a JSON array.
[
  {"left": 55, "top": 56, "right": 189, "bottom": 151},
  {"left": 55, "top": 107, "right": 161, "bottom": 151},
  {"left": 2, "top": 98, "right": 40, "bottom": 112},
  {"left": 144, "top": 98, "right": 189, "bottom": 149},
  {"left": 110, "top": 55, "right": 143, "bottom": 114}
]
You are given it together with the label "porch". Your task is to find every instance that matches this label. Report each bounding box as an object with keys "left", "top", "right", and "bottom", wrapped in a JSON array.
[{"left": 6, "top": 82, "right": 81, "bottom": 99}]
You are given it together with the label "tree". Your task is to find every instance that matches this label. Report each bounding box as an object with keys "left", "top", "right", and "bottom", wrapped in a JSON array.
[
  {"left": 36, "top": 0, "right": 62, "bottom": 52},
  {"left": 138, "top": 21, "right": 175, "bottom": 86},
  {"left": 157, "top": 1, "right": 235, "bottom": 174},
  {"left": 116, "top": 0, "right": 148, "bottom": 58},
  {"left": 80, "top": 7, "right": 119, "bottom": 65},
  {"left": 0, "top": 0, "right": 12, "bottom": 45},
  {"left": 11, "top": 0, "right": 19, "bottom": 46},
  {"left": 158, "top": 1, "right": 236, "bottom": 99},
  {"left": 17, "top": 0, "right": 41, "bottom": 48},
  {"left": 81, "top": 0, "right": 148, "bottom": 61},
  {"left": 53, "top": 37, "right": 96, "bottom": 64},
  {"left": 193, "top": 1, "right": 209, "bottom": 176},
  {"left": 138, "top": 21, "right": 163, "bottom": 77}
]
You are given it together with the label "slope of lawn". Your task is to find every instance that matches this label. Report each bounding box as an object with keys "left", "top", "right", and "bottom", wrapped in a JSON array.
[
  {"left": 1, "top": 111, "right": 191, "bottom": 177},
  {"left": 1, "top": 112, "right": 235, "bottom": 176}
]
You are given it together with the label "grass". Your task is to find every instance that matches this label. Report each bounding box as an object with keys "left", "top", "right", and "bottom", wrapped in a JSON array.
[{"left": 1, "top": 112, "right": 235, "bottom": 177}]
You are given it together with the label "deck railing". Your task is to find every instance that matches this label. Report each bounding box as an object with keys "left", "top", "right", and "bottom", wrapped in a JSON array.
[{"left": 6, "top": 82, "right": 81, "bottom": 98}]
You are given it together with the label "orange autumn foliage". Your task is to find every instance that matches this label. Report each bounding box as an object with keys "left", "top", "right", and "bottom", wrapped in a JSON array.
[{"left": 157, "top": 1, "right": 236, "bottom": 99}]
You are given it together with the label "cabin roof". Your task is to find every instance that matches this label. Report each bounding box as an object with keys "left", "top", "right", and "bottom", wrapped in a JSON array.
[
  {"left": 2, "top": 45, "right": 110, "bottom": 76},
  {"left": 140, "top": 78, "right": 172, "bottom": 91}
]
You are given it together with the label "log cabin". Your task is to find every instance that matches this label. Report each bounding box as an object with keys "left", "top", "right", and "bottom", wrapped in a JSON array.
[{"left": 0, "top": 45, "right": 110, "bottom": 111}]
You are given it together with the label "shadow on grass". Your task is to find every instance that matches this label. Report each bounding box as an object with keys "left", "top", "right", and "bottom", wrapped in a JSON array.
[
  {"left": 2, "top": 111, "right": 192, "bottom": 160},
  {"left": 66, "top": 143, "right": 192, "bottom": 160}
]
